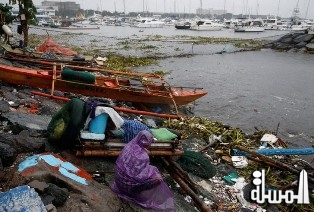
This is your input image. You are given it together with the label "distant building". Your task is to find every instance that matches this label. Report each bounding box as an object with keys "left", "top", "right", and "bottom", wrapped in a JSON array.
[
  {"left": 11, "top": 6, "right": 56, "bottom": 19},
  {"left": 41, "top": 1, "right": 80, "bottom": 12}
]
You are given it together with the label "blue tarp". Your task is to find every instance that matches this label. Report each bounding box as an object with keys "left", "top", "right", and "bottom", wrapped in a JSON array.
[{"left": 0, "top": 185, "right": 46, "bottom": 212}]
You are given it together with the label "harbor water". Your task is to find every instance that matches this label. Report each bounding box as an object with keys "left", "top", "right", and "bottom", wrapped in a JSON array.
[{"left": 28, "top": 25, "right": 314, "bottom": 160}]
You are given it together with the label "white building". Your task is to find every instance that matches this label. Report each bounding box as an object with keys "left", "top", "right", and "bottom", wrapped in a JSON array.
[{"left": 11, "top": 6, "right": 56, "bottom": 19}]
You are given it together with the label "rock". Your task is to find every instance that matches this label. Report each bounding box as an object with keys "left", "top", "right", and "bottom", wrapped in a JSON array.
[
  {"left": 44, "top": 183, "right": 69, "bottom": 207},
  {"left": 295, "top": 41, "right": 307, "bottom": 49},
  {"left": 2, "top": 111, "right": 51, "bottom": 133},
  {"left": 0, "top": 158, "right": 3, "bottom": 171},
  {"left": 272, "top": 42, "right": 293, "bottom": 51},
  {"left": 45, "top": 204, "right": 57, "bottom": 212},
  {"left": 306, "top": 43, "right": 314, "bottom": 51},
  {"left": 17, "top": 153, "right": 125, "bottom": 211},
  {"left": 39, "top": 104, "right": 60, "bottom": 116},
  {"left": 279, "top": 37, "right": 293, "bottom": 44},
  {"left": 271, "top": 32, "right": 314, "bottom": 52},
  {"left": 0, "top": 142, "right": 17, "bottom": 167},
  {"left": 41, "top": 194, "right": 55, "bottom": 206},
  {"left": 0, "top": 100, "right": 10, "bottom": 113},
  {"left": 28, "top": 180, "right": 49, "bottom": 192},
  {"left": 0, "top": 58, "right": 13, "bottom": 66},
  {"left": 0, "top": 131, "right": 46, "bottom": 154},
  {"left": 293, "top": 34, "right": 314, "bottom": 43},
  {"left": 15, "top": 130, "right": 46, "bottom": 152}
]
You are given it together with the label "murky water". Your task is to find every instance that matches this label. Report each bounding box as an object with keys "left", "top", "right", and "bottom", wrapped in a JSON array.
[
  {"left": 25, "top": 25, "right": 314, "bottom": 161},
  {"left": 138, "top": 49, "right": 314, "bottom": 162}
]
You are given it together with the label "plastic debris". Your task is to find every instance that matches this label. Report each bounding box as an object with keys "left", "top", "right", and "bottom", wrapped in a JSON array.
[
  {"left": 223, "top": 172, "right": 239, "bottom": 185},
  {"left": 231, "top": 156, "right": 249, "bottom": 168}
]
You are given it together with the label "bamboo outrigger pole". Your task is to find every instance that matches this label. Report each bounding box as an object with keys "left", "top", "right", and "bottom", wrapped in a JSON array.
[
  {"left": 51, "top": 62, "right": 57, "bottom": 95},
  {"left": 161, "top": 157, "right": 213, "bottom": 212},
  {"left": 31, "top": 91, "right": 182, "bottom": 119}
]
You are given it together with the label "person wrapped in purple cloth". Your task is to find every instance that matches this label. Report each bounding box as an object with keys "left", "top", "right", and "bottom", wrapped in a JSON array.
[{"left": 111, "top": 130, "right": 175, "bottom": 211}]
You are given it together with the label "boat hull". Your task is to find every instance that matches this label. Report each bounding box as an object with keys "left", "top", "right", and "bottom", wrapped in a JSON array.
[
  {"left": 135, "top": 23, "right": 164, "bottom": 28},
  {"left": 58, "top": 26, "right": 100, "bottom": 30},
  {"left": 0, "top": 64, "right": 207, "bottom": 105},
  {"left": 190, "top": 26, "right": 223, "bottom": 31},
  {"left": 234, "top": 27, "right": 265, "bottom": 32},
  {"left": 175, "top": 25, "right": 191, "bottom": 30}
]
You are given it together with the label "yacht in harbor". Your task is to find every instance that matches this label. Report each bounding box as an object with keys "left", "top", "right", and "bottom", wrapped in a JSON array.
[
  {"left": 291, "top": 20, "right": 314, "bottom": 32},
  {"left": 174, "top": 21, "right": 191, "bottom": 30},
  {"left": 263, "top": 17, "right": 279, "bottom": 30},
  {"left": 190, "top": 19, "right": 224, "bottom": 31},
  {"left": 130, "top": 14, "right": 165, "bottom": 28},
  {"left": 224, "top": 18, "right": 241, "bottom": 29},
  {"left": 234, "top": 18, "right": 265, "bottom": 32},
  {"left": 134, "top": 18, "right": 165, "bottom": 28}
]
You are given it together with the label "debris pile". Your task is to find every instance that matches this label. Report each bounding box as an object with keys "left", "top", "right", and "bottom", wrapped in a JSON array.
[{"left": 0, "top": 84, "right": 313, "bottom": 212}]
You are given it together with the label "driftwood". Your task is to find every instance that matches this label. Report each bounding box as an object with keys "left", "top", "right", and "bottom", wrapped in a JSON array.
[
  {"left": 162, "top": 157, "right": 199, "bottom": 194},
  {"left": 161, "top": 157, "right": 213, "bottom": 212},
  {"left": 76, "top": 149, "right": 184, "bottom": 157},
  {"left": 199, "top": 140, "right": 218, "bottom": 153},
  {"left": 234, "top": 145, "right": 314, "bottom": 184}
]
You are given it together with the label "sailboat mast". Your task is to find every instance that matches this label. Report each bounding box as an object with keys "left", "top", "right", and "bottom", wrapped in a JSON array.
[
  {"left": 143, "top": 0, "right": 144, "bottom": 14},
  {"left": 277, "top": 0, "right": 281, "bottom": 17},
  {"left": 223, "top": 0, "right": 226, "bottom": 19},
  {"left": 305, "top": 0, "right": 310, "bottom": 19},
  {"left": 164, "top": 0, "right": 166, "bottom": 14}
]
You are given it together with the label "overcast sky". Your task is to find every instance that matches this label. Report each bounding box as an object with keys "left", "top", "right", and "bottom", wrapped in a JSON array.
[{"left": 4, "top": 0, "right": 314, "bottom": 19}]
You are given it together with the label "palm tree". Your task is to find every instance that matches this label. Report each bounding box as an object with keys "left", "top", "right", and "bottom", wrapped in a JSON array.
[{"left": 9, "top": 0, "right": 37, "bottom": 47}]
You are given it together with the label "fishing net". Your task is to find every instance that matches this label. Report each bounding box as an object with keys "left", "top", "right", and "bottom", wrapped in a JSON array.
[
  {"left": 36, "top": 36, "right": 77, "bottom": 56},
  {"left": 47, "top": 98, "right": 87, "bottom": 148},
  {"left": 176, "top": 150, "right": 217, "bottom": 179}
]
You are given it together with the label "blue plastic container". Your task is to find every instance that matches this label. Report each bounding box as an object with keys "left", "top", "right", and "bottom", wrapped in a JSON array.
[{"left": 89, "top": 113, "right": 109, "bottom": 134}]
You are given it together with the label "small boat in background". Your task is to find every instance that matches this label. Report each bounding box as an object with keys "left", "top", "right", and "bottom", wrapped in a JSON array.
[
  {"left": 174, "top": 21, "right": 191, "bottom": 30},
  {"left": 234, "top": 18, "right": 265, "bottom": 32},
  {"left": 291, "top": 20, "right": 314, "bottom": 32},
  {"left": 190, "top": 19, "right": 224, "bottom": 31},
  {"left": 130, "top": 14, "right": 165, "bottom": 28},
  {"left": 133, "top": 18, "right": 165, "bottom": 28},
  {"left": 263, "top": 17, "right": 279, "bottom": 30}
]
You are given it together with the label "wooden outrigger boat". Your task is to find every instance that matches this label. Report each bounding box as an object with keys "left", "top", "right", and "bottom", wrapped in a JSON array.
[
  {"left": 0, "top": 62, "right": 207, "bottom": 106},
  {"left": 1, "top": 44, "right": 95, "bottom": 67}
]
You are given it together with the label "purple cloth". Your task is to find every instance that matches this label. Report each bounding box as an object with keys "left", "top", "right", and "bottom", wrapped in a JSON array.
[{"left": 111, "top": 130, "right": 175, "bottom": 211}]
